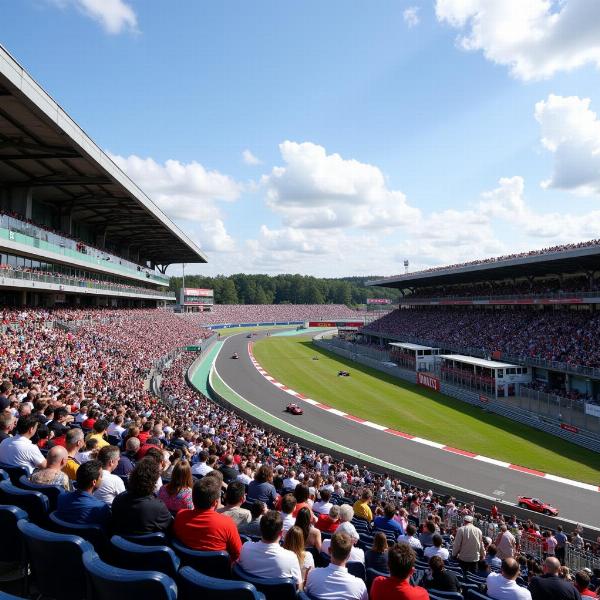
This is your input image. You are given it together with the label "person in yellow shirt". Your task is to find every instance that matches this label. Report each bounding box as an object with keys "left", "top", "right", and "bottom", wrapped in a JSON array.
[
  {"left": 85, "top": 419, "right": 109, "bottom": 450},
  {"left": 353, "top": 488, "right": 373, "bottom": 522},
  {"left": 62, "top": 428, "right": 84, "bottom": 481}
]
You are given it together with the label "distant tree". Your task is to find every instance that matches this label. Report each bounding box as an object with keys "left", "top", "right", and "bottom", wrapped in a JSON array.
[{"left": 219, "top": 278, "right": 238, "bottom": 304}]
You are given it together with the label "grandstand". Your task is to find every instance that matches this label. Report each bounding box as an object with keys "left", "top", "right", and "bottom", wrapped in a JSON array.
[{"left": 0, "top": 45, "right": 206, "bottom": 308}]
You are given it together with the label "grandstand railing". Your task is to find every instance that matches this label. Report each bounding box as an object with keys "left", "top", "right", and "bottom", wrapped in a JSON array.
[{"left": 0, "top": 268, "right": 174, "bottom": 299}]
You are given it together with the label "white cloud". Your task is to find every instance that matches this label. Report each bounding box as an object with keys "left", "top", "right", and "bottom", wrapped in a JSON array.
[
  {"left": 534, "top": 94, "right": 600, "bottom": 194},
  {"left": 403, "top": 7, "right": 420, "bottom": 28},
  {"left": 435, "top": 0, "right": 600, "bottom": 80},
  {"left": 49, "top": 0, "right": 138, "bottom": 34},
  {"left": 242, "top": 149, "right": 262, "bottom": 165},
  {"left": 261, "top": 141, "right": 420, "bottom": 230},
  {"left": 109, "top": 153, "right": 241, "bottom": 253}
]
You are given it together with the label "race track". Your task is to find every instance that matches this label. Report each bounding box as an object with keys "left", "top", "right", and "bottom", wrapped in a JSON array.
[{"left": 214, "top": 331, "right": 600, "bottom": 529}]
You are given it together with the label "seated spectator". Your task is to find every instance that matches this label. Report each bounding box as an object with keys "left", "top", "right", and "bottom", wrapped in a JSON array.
[
  {"left": 173, "top": 475, "right": 242, "bottom": 561},
  {"left": 305, "top": 531, "right": 368, "bottom": 600},
  {"left": 47, "top": 407, "right": 72, "bottom": 439},
  {"left": 316, "top": 505, "right": 341, "bottom": 534},
  {"left": 93, "top": 445, "right": 126, "bottom": 506},
  {"left": 397, "top": 524, "right": 423, "bottom": 551},
  {"left": 30, "top": 445, "right": 70, "bottom": 491},
  {"left": 486, "top": 543, "right": 502, "bottom": 569},
  {"left": 486, "top": 558, "right": 532, "bottom": 600},
  {"left": 282, "top": 469, "right": 300, "bottom": 491},
  {"left": 423, "top": 534, "right": 449, "bottom": 561},
  {"left": 419, "top": 521, "right": 437, "bottom": 547},
  {"left": 313, "top": 488, "right": 333, "bottom": 516},
  {"left": 239, "top": 510, "right": 302, "bottom": 587},
  {"left": 352, "top": 488, "right": 373, "bottom": 522},
  {"left": 529, "top": 557, "right": 580, "bottom": 600},
  {"left": 423, "top": 555, "right": 461, "bottom": 593},
  {"left": 0, "top": 411, "right": 15, "bottom": 443},
  {"left": 218, "top": 454, "right": 239, "bottom": 484},
  {"left": 75, "top": 437, "right": 98, "bottom": 464},
  {"left": 292, "top": 484, "right": 314, "bottom": 518},
  {"left": 295, "top": 506, "right": 322, "bottom": 552},
  {"left": 365, "top": 532, "right": 389, "bottom": 574},
  {"left": 239, "top": 500, "right": 266, "bottom": 537},
  {"left": 284, "top": 525, "right": 315, "bottom": 585},
  {"left": 247, "top": 465, "right": 277, "bottom": 508},
  {"left": 62, "top": 428, "right": 84, "bottom": 481},
  {"left": 107, "top": 415, "right": 125, "bottom": 439},
  {"left": 0, "top": 416, "right": 47, "bottom": 474},
  {"left": 54, "top": 459, "right": 110, "bottom": 529},
  {"left": 476, "top": 558, "right": 491, "bottom": 578},
  {"left": 574, "top": 569, "right": 596, "bottom": 597},
  {"left": 157, "top": 459, "right": 194, "bottom": 513},
  {"left": 322, "top": 505, "right": 364, "bottom": 564},
  {"left": 217, "top": 480, "right": 251, "bottom": 529},
  {"left": 111, "top": 457, "right": 172, "bottom": 535},
  {"left": 370, "top": 543, "right": 429, "bottom": 600},
  {"left": 280, "top": 493, "right": 297, "bottom": 533},
  {"left": 86, "top": 419, "right": 109, "bottom": 449},
  {"left": 113, "top": 436, "right": 138, "bottom": 477},
  {"left": 374, "top": 503, "right": 405, "bottom": 537},
  {"left": 191, "top": 450, "right": 212, "bottom": 476}
]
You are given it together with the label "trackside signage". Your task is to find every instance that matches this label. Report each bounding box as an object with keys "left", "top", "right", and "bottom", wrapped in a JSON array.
[{"left": 417, "top": 372, "right": 440, "bottom": 392}]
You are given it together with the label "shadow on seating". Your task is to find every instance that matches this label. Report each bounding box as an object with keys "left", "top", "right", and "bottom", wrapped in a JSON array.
[
  {"left": 178, "top": 566, "right": 266, "bottom": 600},
  {"left": 0, "top": 480, "right": 49, "bottom": 526},
  {"left": 232, "top": 563, "right": 297, "bottom": 600},
  {"left": 110, "top": 536, "right": 180, "bottom": 579},
  {"left": 171, "top": 539, "right": 230, "bottom": 580}
]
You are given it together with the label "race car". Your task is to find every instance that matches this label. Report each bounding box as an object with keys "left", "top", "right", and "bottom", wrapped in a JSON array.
[
  {"left": 231, "top": 353, "right": 239, "bottom": 359},
  {"left": 517, "top": 496, "right": 559, "bottom": 516},
  {"left": 285, "top": 402, "right": 303, "bottom": 415},
  {"left": 338, "top": 370, "right": 350, "bottom": 377}
]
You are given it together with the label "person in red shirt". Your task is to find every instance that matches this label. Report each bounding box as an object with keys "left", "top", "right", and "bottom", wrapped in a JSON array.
[
  {"left": 574, "top": 569, "right": 596, "bottom": 597},
  {"left": 173, "top": 475, "right": 242, "bottom": 561},
  {"left": 316, "top": 505, "right": 340, "bottom": 533},
  {"left": 370, "top": 543, "right": 429, "bottom": 600}
]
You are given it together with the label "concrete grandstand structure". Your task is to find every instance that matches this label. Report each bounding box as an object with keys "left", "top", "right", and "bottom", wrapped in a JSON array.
[{"left": 0, "top": 45, "right": 206, "bottom": 308}]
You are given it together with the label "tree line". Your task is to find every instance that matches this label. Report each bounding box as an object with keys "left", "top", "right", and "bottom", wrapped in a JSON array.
[{"left": 168, "top": 274, "right": 400, "bottom": 306}]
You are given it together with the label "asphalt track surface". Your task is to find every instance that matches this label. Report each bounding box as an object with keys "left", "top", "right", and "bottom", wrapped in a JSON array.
[{"left": 216, "top": 332, "right": 600, "bottom": 528}]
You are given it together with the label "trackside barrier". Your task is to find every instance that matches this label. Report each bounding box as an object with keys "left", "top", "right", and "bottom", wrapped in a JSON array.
[{"left": 208, "top": 321, "right": 304, "bottom": 330}]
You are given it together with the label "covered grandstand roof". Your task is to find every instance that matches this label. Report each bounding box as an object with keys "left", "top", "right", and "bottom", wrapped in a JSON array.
[
  {"left": 0, "top": 45, "right": 207, "bottom": 267},
  {"left": 367, "top": 243, "right": 600, "bottom": 289}
]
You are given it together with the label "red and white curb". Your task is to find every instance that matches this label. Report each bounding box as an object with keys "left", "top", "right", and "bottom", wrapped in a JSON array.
[{"left": 247, "top": 342, "right": 600, "bottom": 493}]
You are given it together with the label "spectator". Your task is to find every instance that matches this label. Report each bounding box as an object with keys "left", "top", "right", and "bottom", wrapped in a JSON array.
[
  {"left": 62, "top": 428, "right": 84, "bottom": 481},
  {"left": 0, "top": 416, "right": 46, "bottom": 474},
  {"left": 0, "top": 412, "right": 15, "bottom": 442},
  {"left": 423, "top": 555, "right": 462, "bottom": 594},
  {"left": 374, "top": 503, "right": 405, "bottom": 537},
  {"left": 316, "top": 504, "right": 341, "bottom": 534},
  {"left": 305, "top": 531, "right": 368, "bottom": 600},
  {"left": 30, "top": 445, "right": 70, "bottom": 491},
  {"left": 191, "top": 450, "right": 212, "bottom": 476},
  {"left": 397, "top": 524, "right": 423, "bottom": 551},
  {"left": 239, "top": 500, "right": 266, "bottom": 537},
  {"left": 353, "top": 489, "right": 373, "bottom": 522},
  {"left": 157, "top": 458, "right": 194, "bottom": 513},
  {"left": 452, "top": 515, "right": 484, "bottom": 573},
  {"left": 555, "top": 526, "right": 568, "bottom": 564},
  {"left": 486, "top": 544, "right": 502, "bottom": 569},
  {"left": 495, "top": 525, "right": 516, "bottom": 560},
  {"left": 424, "top": 534, "right": 449, "bottom": 561},
  {"left": 529, "top": 557, "right": 581, "bottom": 600},
  {"left": 365, "top": 532, "right": 389, "bottom": 573},
  {"left": 486, "top": 558, "right": 532, "bottom": 600},
  {"left": 86, "top": 419, "right": 109, "bottom": 449},
  {"left": 574, "top": 570, "right": 595, "bottom": 597},
  {"left": 313, "top": 488, "right": 333, "bottom": 516},
  {"left": 281, "top": 493, "right": 298, "bottom": 533},
  {"left": 54, "top": 460, "right": 110, "bottom": 528},
  {"left": 239, "top": 510, "right": 303, "bottom": 587},
  {"left": 419, "top": 521, "right": 437, "bottom": 548},
  {"left": 217, "top": 480, "right": 251, "bottom": 529},
  {"left": 247, "top": 465, "right": 277, "bottom": 508},
  {"left": 93, "top": 445, "right": 126, "bottom": 506},
  {"left": 111, "top": 457, "right": 172, "bottom": 535},
  {"left": 321, "top": 505, "right": 364, "bottom": 564},
  {"left": 218, "top": 454, "right": 238, "bottom": 484},
  {"left": 114, "top": 436, "right": 139, "bottom": 477},
  {"left": 283, "top": 469, "right": 300, "bottom": 491},
  {"left": 284, "top": 525, "right": 315, "bottom": 584},
  {"left": 295, "top": 506, "right": 322, "bottom": 552},
  {"left": 370, "top": 543, "right": 429, "bottom": 600},
  {"left": 173, "top": 475, "right": 242, "bottom": 560}
]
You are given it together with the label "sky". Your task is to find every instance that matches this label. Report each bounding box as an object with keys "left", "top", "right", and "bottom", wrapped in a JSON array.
[{"left": 2, "top": 0, "right": 600, "bottom": 277}]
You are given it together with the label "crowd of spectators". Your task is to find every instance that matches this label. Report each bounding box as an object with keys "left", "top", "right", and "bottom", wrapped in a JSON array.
[
  {"left": 0, "top": 306, "right": 598, "bottom": 599},
  {"left": 363, "top": 308, "right": 600, "bottom": 370}
]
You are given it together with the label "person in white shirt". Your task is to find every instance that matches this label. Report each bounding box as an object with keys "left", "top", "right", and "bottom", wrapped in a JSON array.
[
  {"left": 283, "top": 470, "right": 300, "bottom": 491},
  {"left": 93, "top": 445, "right": 125, "bottom": 505},
  {"left": 280, "top": 493, "right": 297, "bottom": 533},
  {"left": 237, "top": 466, "right": 253, "bottom": 486},
  {"left": 191, "top": 450, "right": 213, "bottom": 476},
  {"left": 397, "top": 524, "right": 423, "bottom": 550},
  {"left": 0, "top": 416, "right": 46, "bottom": 474},
  {"left": 321, "top": 518, "right": 365, "bottom": 564},
  {"left": 313, "top": 489, "right": 334, "bottom": 516},
  {"left": 239, "top": 510, "right": 302, "bottom": 588},
  {"left": 107, "top": 416, "right": 125, "bottom": 439},
  {"left": 424, "top": 534, "right": 449, "bottom": 561},
  {"left": 306, "top": 532, "right": 368, "bottom": 600},
  {"left": 486, "top": 558, "right": 532, "bottom": 600}
]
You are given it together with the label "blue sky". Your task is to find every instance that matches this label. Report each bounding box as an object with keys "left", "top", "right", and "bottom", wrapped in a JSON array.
[{"left": 2, "top": 0, "right": 600, "bottom": 276}]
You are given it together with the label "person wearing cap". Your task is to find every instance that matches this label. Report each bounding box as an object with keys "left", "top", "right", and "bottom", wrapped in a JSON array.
[{"left": 452, "top": 515, "right": 484, "bottom": 574}]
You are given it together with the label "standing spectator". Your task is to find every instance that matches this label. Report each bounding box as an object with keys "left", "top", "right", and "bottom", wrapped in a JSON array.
[
  {"left": 555, "top": 526, "right": 568, "bottom": 564},
  {"left": 353, "top": 489, "right": 373, "bottom": 522},
  {"left": 93, "top": 445, "right": 126, "bottom": 506},
  {"left": 423, "top": 555, "right": 461, "bottom": 594},
  {"left": 370, "top": 543, "right": 429, "bottom": 600},
  {"left": 217, "top": 480, "right": 251, "bottom": 529},
  {"left": 305, "top": 532, "right": 368, "bottom": 600},
  {"left": 486, "top": 558, "right": 532, "bottom": 600},
  {"left": 452, "top": 515, "right": 484, "bottom": 573},
  {"left": 0, "top": 416, "right": 46, "bottom": 474},
  {"left": 157, "top": 459, "right": 194, "bottom": 513},
  {"left": 62, "top": 428, "right": 84, "bottom": 481},
  {"left": 365, "top": 532, "right": 389, "bottom": 573},
  {"left": 239, "top": 510, "right": 302, "bottom": 588},
  {"left": 529, "top": 557, "right": 581, "bottom": 600},
  {"left": 173, "top": 476, "right": 242, "bottom": 561},
  {"left": 495, "top": 525, "right": 516, "bottom": 560},
  {"left": 30, "top": 446, "right": 70, "bottom": 491}
]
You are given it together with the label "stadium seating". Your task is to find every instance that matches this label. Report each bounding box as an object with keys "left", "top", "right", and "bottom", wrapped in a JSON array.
[
  {"left": 17, "top": 520, "right": 93, "bottom": 600},
  {"left": 232, "top": 563, "right": 297, "bottom": 600},
  {"left": 17, "top": 475, "right": 64, "bottom": 511},
  {"left": 427, "top": 591, "right": 464, "bottom": 600},
  {"left": 0, "top": 592, "right": 28, "bottom": 600},
  {"left": 0, "top": 468, "right": 9, "bottom": 481},
  {"left": 178, "top": 566, "right": 267, "bottom": 600},
  {"left": 465, "top": 590, "right": 490, "bottom": 600},
  {"left": 82, "top": 550, "right": 177, "bottom": 600},
  {"left": 121, "top": 531, "right": 169, "bottom": 546},
  {"left": 171, "top": 539, "right": 231, "bottom": 579},
  {"left": 366, "top": 567, "right": 389, "bottom": 590},
  {"left": 0, "top": 481, "right": 49, "bottom": 526},
  {"left": 48, "top": 512, "right": 108, "bottom": 556},
  {"left": 110, "top": 536, "right": 181, "bottom": 579},
  {"left": 0, "top": 504, "right": 28, "bottom": 563},
  {"left": 0, "top": 464, "right": 29, "bottom": 486}
]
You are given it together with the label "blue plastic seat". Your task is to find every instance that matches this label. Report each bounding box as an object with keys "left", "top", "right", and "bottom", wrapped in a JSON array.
[
  {"left": 465, "top": 590, "right": 489, "bottom": 600},
  {"left": 0, "top": 468, "right": 9, "bottom": 481},
  {"left": 347, "top": 561, "right": 366, "bottom": 581},
  {"left": 178, "top": 566, "right": 266, "bottom": 600},
  {"left": 17, "top": 475, "right": 65, "bottom": 512},
  {"left": 111, "top": 536, "right": 180, "bottom": 579},
  {"left": 121, "top": 531, "right": 168, "bottom": 546},
  {"left": 0, "top": 480, "right": 48, "bottom": 525},
  {"left": 48, "top": 511, "right": 109, "bottom": 556},
  {"left": 232, "top": 563, "right": 297, "bottom": 600},
  {"left": 83, "top": 550, "right": 177, "bottom": 600},
  {"left": 0, "top": 463, "right": 28, "bottom": 485},
  {"left": 171, "top": 539, "right": 231, "bottom": 579},
  {"left": 0, "top": 504, "right": 28, "bottom": 563},
  {"left": 17, "top": 519, "right": 93, "bottom": 600},
  {"left": 427, "top": 590, "right": 464, "bottom": 600},
  {"left": 0, "top": 592, "right": 29, "bottom": 600},
  {"left": 366, "top": 567, "right": 388, "bottom": 590}
]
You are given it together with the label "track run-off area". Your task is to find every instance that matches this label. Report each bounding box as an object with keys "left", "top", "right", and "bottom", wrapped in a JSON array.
[{"left": 207, "top": 330, "right": 600, "bottom": 527}]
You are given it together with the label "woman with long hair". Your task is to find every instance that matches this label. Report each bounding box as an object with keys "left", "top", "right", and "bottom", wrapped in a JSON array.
[
  {"left": 284, "top": 526, "right": 314, "bottom": 585},
  {"left": 158, "top": 459, "right": 194, "bottom": 513},
  {"left": 365, "top": 532, "right": 389, "bottom": 573},
  {"left": 295, "top": 506, "right": 322, "bottom": 552}
]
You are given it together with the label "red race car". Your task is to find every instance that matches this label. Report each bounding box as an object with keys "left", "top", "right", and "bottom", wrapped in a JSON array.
[
  {"left": 517, "top": 496, "right": 559, "bottom": 516},
  {"left": 285, "top": 403, "right": 303, "bottom": 415}
]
